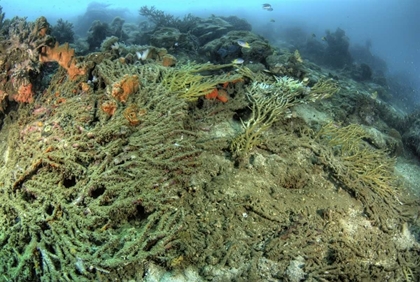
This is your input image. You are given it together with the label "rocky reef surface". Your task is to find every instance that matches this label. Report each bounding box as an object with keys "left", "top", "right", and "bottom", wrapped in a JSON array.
[{"left": 0, "top": 6, "right": 419, "bottom": 281}]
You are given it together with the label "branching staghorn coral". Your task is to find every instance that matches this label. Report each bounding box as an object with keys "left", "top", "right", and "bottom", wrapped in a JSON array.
[
  {"left": 96, "top": 58, "right": 170, "bottom": 104},
  {"left": 139, "top": 6, "right": 178, "bottom": 28},
  {"left": 313, "top": 122, "right": 405, "bottom": 232},
  {"left": 0, "top": 55, "right": 204, "bottom": 280},
  {"left": 309, "top": 78, "right": 340, "bottom": 102},
  {"left": 237, "top": 66, "right": 267, "bottom": 82},
  {"left": 229, "top": 70, "right": 340, "bottom": 158},
  {"left": 161, "top": 62, "right": 242, "bottom": 101},
  {"left": 316, "top": 123, "right": 397, "bottom": 198},
  {"left": 230, "top": 76, "right": 316, "bottom": 158},
  {"left": 161, "top": 70, "right": 215, "bottom": 101},
  {"left": 139, "top": 6, "right": 199, "bottom": 33}
]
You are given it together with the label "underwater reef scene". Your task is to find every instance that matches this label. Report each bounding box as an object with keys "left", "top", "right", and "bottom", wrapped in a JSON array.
[{"left": 0, "top": 3, "right": 420, "bottom": 282}]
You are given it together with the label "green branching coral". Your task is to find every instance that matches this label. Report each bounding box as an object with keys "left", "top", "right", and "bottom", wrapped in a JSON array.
[
  {"left": 0, "top": 56, "right": 204, "bottom": 280},
  {"left": 230, "top": 76, "right": 319, "bottom": 158},
  {"left": 237, "top": 66, "right": 266, "bottom": 82},
  {"left": 316, "top": 123, "right": 397, "bottom": 198},
  {"left": 162, "top": 69, "right": 216, "bottom": 101},
  {"left": 309, "top": 78, "right": 340, "bottom": 102},
  {"left": 229, "top": 71, "right": 340, "bottom": 158},
  {"left": 161, "top": 62, "right": 242, "bottom": 101}
]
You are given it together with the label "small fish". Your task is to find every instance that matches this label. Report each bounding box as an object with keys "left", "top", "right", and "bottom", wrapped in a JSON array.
[
  {"left": 237, "top": 40, "right": 250, "bottom": 48},
  {"left": 232, "top": 58, "right": 244, "bottom": 64},
  {"left": 136, "top": 49, "right": 150, "bottom": 61},
  {"left": 262, "top": 3, "right": 273, "bottom": 11},
  {"left": 270, "top": 19, "right": 275, "bottom": 23},
  {"left": 311, "top": 33, "right": 316, "bottom": 38},
  {"left": 321, "top": 36, "right": 326, "bottom": 41},
  {"left": 371, "top": 91, "right": 378, "bottom": 100}
]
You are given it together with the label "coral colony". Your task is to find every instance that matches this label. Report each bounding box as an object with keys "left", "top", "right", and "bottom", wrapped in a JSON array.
[{"left": 0, "top": 4, "right": 418, "bottom": 282}]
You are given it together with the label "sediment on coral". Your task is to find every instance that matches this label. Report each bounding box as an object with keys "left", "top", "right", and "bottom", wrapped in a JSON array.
[
  {"left": 316, "top": 123, "right": 397, "bottom": 195},
  {"left": 309, "top": 78, "right": 340, "bottom": 101},
  {"left": 229, "top": 72, "right": 338, "bottom": 159},
  {"left": 96, "top": 58, "right": 166, "bottom": 86},
  {"left": 315, "top": 122, "right": 404, "bottom": 230},
  {"left": 0, "top": 8, "right": 418, "bottom": 282},
  {"left": 229, "top": 79, "right": 300, "bottom": 158},
  {"left": 0, "top": 56, "right": 203, "bottom": 281},
  {"left": 0, "top": 16, "right": 55, "bottom": 107},
  {"left": 175, "top": 117, "right": 419, "bottom": 281}
]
